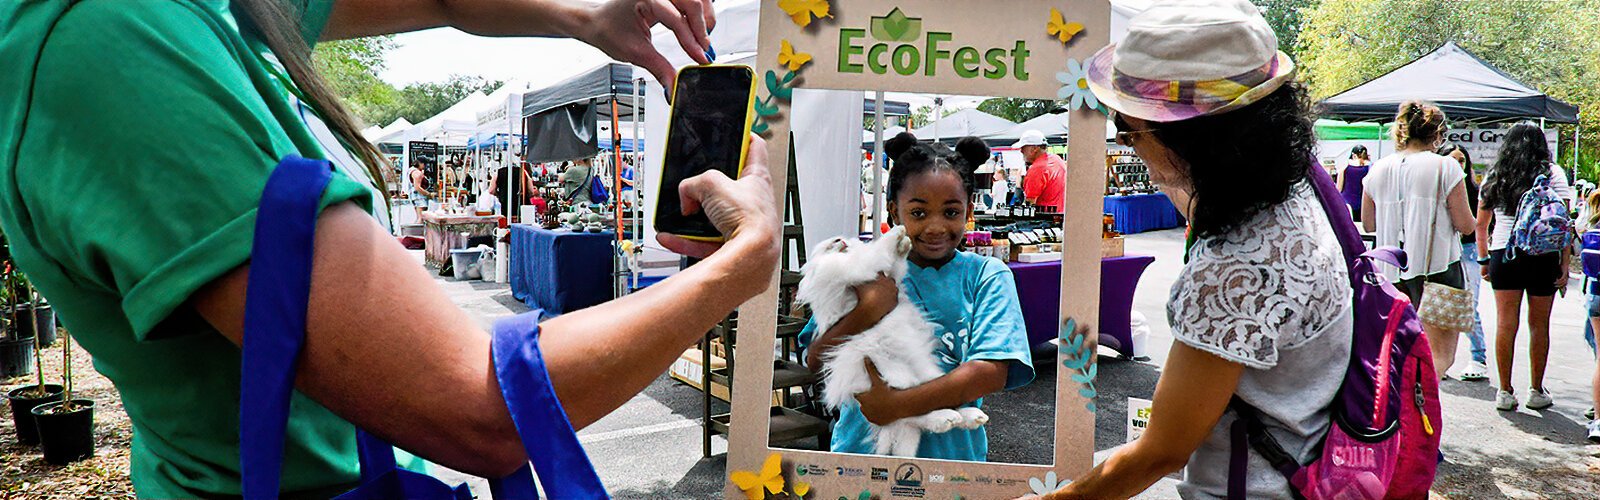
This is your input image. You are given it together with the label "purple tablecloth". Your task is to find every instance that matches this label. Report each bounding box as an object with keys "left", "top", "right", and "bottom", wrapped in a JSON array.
[{"left": 1008, "top": 255, "right": 1156, "bottom": 358}]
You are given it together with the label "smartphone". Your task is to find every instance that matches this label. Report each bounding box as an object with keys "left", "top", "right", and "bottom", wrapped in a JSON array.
[{"left": 654, "top": 65, "right": 758, "bottom": 241}]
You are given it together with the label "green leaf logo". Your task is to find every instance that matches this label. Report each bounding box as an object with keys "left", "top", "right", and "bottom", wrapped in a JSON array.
[{"left": 870, "top": 8, "right": 921, "bottom": 42}]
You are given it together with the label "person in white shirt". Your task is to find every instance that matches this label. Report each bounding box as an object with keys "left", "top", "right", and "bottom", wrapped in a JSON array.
[
  {"left": 1362, "top": 101, "right": 1476, "bottom": 379},
  {"left": 1473, "top": 122, "right": 1575, "bottom": 412}
]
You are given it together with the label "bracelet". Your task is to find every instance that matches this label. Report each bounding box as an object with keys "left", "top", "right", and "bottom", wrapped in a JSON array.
[{"left": 1476, "top": 255, "right": 1492, "bottom": 265}]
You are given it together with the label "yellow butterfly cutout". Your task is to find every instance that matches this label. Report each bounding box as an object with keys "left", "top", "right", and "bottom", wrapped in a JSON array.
[
  {"left": 793, "top": 480, "right": 811, "bottom": 497},
  {"left": 778, "top": 0, "right": 831, "bottom": 28},
  {"left": 729, "top": 452, "right": 785, "bottom": 500},
  {"left": 1047, "top": 8, "right": 1084, "bottom": 44},
  {"left": 779, "top": 40, "right": 813, "bottom": 71}
]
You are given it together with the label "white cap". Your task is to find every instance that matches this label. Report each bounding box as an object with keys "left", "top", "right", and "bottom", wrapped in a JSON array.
[{"left": 1011, "top": 130, "right": 1047, "bottom": 149}]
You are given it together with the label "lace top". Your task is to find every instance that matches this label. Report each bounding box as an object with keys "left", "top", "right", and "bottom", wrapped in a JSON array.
[{"left": 1168, "top": 182, "right": 1355, "bottom": 499}]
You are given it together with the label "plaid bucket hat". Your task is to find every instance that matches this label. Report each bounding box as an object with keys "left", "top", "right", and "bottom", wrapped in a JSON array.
[{"left": 1085, "top": 0, "right": 1296, "bottom": 123}]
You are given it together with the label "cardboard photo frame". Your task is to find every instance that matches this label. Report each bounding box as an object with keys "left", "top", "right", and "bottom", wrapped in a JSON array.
[{"left": 726, "top": 1, "right": 1110, "bottom": 497}]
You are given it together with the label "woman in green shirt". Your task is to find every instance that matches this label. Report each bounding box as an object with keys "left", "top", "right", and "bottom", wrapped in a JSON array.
[{"left": 0, "top": 0, "right": 773, "bottom": 496}]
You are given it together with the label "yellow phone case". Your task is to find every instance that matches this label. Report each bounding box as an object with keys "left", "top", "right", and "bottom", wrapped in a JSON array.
[{"left": 658, "top": 64, "right": 759, "bottom": 243}]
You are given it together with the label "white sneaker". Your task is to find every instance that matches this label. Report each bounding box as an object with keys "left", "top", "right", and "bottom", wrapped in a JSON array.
[
  {"left": 1588, "top": 420, "right": 1600, "bottom": 444},
  {"left": 1495, "top": 390, "right": 1518, "bottom": 411},
  {"left": 1457, "top": 361, "right": 1488, "bottom": 381},
  {"left": 1526, "top": 388, "right": 1554, "bottom": 410}
]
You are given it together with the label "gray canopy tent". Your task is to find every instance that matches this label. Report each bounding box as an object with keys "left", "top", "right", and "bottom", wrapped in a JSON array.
[{"left": 1319, "top": 42, "right": 1579, "bottom": 125}]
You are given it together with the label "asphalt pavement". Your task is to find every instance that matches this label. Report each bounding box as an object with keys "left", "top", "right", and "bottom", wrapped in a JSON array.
[{"left": 429, "top": 228, "right": 1600, "bottom": 498}]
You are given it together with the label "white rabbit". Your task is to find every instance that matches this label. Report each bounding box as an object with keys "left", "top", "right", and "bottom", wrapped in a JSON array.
[{"left": 797, "top": 227, "right": 988, "bottom": 457}]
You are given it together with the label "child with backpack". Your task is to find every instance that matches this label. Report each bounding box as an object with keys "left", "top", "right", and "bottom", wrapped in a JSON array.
[
  {"left": 1473, "top": 123, "right": 1575, "bottom": 412},
  {"left": 1579, "top": 189, "right": 1600, "bottom": 441}
]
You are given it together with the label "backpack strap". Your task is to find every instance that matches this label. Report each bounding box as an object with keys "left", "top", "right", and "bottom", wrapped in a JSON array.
[{"left": 1227, "top": 398, "right": 1308, "bottom": 500}]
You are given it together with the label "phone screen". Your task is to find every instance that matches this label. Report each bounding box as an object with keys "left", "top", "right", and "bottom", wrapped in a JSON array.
[{"left": 655, "top": 66, "right": 755, "bottom": 239}]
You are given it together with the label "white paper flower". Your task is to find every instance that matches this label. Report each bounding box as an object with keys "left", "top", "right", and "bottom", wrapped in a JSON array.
[
  {"left": 1029, "top": 471, "right": 1063, "bottom": 495},
  {"left": 1056, "top": 58, "right": 1100, "bottom": 112}
]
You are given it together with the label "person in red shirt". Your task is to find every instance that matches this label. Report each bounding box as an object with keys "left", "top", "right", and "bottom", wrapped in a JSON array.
[{"left": 1014, "top": 129, "right": 1066, "bottom": 212}]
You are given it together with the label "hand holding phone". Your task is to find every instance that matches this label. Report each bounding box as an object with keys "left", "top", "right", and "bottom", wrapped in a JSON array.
[
  {"left": 657, "top": 134, "right": 778, "bottom": 259},
  {"left": 655, "top": 65, "right": 758, "bottom": 242}
]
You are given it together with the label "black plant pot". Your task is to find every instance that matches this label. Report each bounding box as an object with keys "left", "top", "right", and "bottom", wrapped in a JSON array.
[
  {"left": 31, "top": 399, "right": 95, "bottom": 464},
  {"left": 10, "top": 304, "right": 55, "bottom": 347},
  {"left": 6, "top": 384, "right": 62, "bottom": 445},
  {"left": 0, "top": 334, "right": 35, "bottom": 379}
]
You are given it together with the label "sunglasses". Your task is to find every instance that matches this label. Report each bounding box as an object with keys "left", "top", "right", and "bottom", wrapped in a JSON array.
[{"left": 1111, "top": 112, "right": 1157, "bottom": 147}]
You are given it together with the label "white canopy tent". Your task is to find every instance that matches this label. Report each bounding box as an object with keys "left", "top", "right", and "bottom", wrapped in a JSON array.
[
  {"left": 370, "top": 117, "right": 414, "bottom": 145},
  {"left": 405, "top": 91, "right": 491, "bottom": 145},
  {"left": 908, "top": 108, "right": 1017, "bottom": 141}
]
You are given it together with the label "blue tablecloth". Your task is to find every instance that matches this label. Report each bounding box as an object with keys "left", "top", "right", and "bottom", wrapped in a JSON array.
[
  {"left": 508, "top": 225, "right": 615, "bottom": 316},
  {"left": 1104, "top": 193, "right": 1185, "bottom": 234}
]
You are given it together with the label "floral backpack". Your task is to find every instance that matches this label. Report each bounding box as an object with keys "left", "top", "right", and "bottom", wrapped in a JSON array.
[
  {"left": 1507, "top": 172, "right": 1572, "bottom": 259},
  {"left": 1226, "top": 161, "right": 1442, "bottom": 500}
]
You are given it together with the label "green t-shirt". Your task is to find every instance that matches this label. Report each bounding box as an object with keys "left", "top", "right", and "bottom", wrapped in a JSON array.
[{"left": 0, "top": 0, "right": 389, "bottom": 496}]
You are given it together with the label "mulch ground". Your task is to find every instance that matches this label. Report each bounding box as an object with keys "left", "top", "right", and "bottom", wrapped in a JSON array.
[{"left": 0, "top": 331, "right": 134, "bottom": 499}]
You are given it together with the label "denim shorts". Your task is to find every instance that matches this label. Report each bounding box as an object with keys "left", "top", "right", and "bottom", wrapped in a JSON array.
[{"left": 1589, "top": 293, "right": 1600, "bottom": 318}]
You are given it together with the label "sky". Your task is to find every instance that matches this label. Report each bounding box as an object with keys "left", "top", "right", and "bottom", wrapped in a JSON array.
[{"left": 380, "top": 28, "right": 986, "bottom": 113}]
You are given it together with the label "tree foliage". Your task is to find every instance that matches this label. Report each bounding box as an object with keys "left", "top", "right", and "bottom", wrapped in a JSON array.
[
  {"left": 1297, "top": 0, "right": 1600, "bottom": 178},
  {"left": 1253, "top": 0, "right": 1320, "bottom": 58},
  {"left": 313, "top": 37, "right": 504, "bottom": 128},
  {"left": 976, "top": 98, "right": 1061, "bottom": 124}
]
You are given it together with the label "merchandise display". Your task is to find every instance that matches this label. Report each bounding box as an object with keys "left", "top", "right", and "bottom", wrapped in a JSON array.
[{"left": 1106, "top": 150, "right": 1155, "bottom": 195}]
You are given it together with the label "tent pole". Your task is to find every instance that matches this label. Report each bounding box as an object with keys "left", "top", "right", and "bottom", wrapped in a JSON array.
[
  {"left": 611, "top": 97, "right": 624, "bottom": 298},
  {"left": 632, "top": 78, "right": 644, "bottom": 293},
  {"left": 872, "top": 91, "right": 886, "bottom": 238}
]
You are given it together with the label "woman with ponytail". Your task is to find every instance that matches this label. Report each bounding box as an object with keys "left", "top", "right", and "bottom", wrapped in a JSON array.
[
  {"left": 799, "top": 133, "right": 1034, "bottom": 462},
  {"left": 1362, "top": 100, "right": 1477, "bottom": 379},
  {"left": 0, "top": 0, "right": 778, "bottom": 496}
]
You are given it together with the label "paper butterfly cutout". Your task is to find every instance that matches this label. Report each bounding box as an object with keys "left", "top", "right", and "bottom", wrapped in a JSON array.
[
  {"left": 1047, "top": 8, "right": 1084, "bottom": 44},
  {"left": 793, "top": 480, "right": 811, "bottom": 497},
  {"left": 779, "top": 40, "right": 813, "bottom": 71},
  {"left": 729, "top": 452, "right": 785, "bottom": 500},
  {"left": 778, "top": 0, "right": 831, "bottom": 28}
]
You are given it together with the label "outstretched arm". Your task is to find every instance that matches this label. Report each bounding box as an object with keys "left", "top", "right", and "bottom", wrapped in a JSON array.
[
  {"left": 323, "top": 0, "right": 714, "bottom": 87},
  {"left": 194, "top": 138, "right": 777, "bottom": 478}
]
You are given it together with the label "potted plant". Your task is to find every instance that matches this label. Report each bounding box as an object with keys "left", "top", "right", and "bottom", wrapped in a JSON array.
[
  {"left": 7, "top": 272, "right": 54, "bottom": 347},
  {"left": 0, "top": 262, "right": 35, "bottom": 379},
  {"left": 6, "top": 284, "right": 61, "bottom": 445},
  {"left": 31, "top": 326, "right": 94, "bottom": 464}
]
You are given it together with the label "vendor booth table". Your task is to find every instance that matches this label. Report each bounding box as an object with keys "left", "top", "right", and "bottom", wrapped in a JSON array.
[
  {"left": 1009, "top": 255, "right": 1157, "bottom": 358},
  {"left": 421, "top": 212, "right": 501, "bottom": 268},
  {"left": 1103, "top": 193, "right": 1185, "bottom": 234},
  {"left": 508, "top": 224, "right": 615, "bottom": 316}
]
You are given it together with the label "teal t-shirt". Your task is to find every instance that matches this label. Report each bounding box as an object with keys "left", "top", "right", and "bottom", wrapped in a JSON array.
[{"left": 799, "top": 251, "right": 1035, "bottom": 461}]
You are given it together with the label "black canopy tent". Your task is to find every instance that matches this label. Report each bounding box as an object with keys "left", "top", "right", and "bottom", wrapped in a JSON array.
[
  {"left": 521, "top": 62, "right": 642, "bottom": 163},
  {"left": 1319, "top": 42, "right": 1579, "bottom": 125}
]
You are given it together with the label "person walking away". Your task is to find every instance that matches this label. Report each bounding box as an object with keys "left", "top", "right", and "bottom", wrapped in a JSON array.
[
  {"left": 1042, "top": 2, "right": 1355, "bottom": 497},
  {"left": 993, "top": 167, "right": 1012, "bottom": 207},
  {"left": 1362, "top": 101, "right": 1476, "bottom": 379},
  {"left": 1439, "top": 143, "right": 1489, "bottom": 380},
  {"left": 1014, "top": 129, "right": 1066, "bottom": 213},
  {"left": 1580, "top": 189, "right": 1600, "bottom": 440},
  {"left": 562, "top": 159, "right": 594, "bottom": 205},
  {"left": 1337, "top": 145, "right": 1371, "bottom": 222},
  {"left": 1474, "top": 122, "right": 1575, "bottom": 411}
]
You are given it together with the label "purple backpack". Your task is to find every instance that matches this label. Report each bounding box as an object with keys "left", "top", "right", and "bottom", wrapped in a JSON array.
[{"left": 1227, "top": 163, "right": 1442, "bottom": 500}]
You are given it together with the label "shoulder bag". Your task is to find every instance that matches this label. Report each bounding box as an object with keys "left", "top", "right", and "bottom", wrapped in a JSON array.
[{"left": 1417, "top": 155, "right": 1474, "bottom": 333}]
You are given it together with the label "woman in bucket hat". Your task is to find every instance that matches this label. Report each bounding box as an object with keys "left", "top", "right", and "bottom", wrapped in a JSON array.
[{"left": 1040, "top": 1, "right": 1352, "bottom": 498}]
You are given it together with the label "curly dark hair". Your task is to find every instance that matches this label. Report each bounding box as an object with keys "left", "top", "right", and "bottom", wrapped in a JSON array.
[
  {"left": 1133, "top": 81, "right": 1317, "bottom": 238},
  {"left": 1482, "top": 123, "right": 1552, "bottom": 216},
  {"left": 882, "top": 132, "right": 991, "bottom": 202}
]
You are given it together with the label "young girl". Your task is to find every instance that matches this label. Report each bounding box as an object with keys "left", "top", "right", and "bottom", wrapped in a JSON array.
[{"left": 801, "top": 132, "right": 1034, "bottom": 462}]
